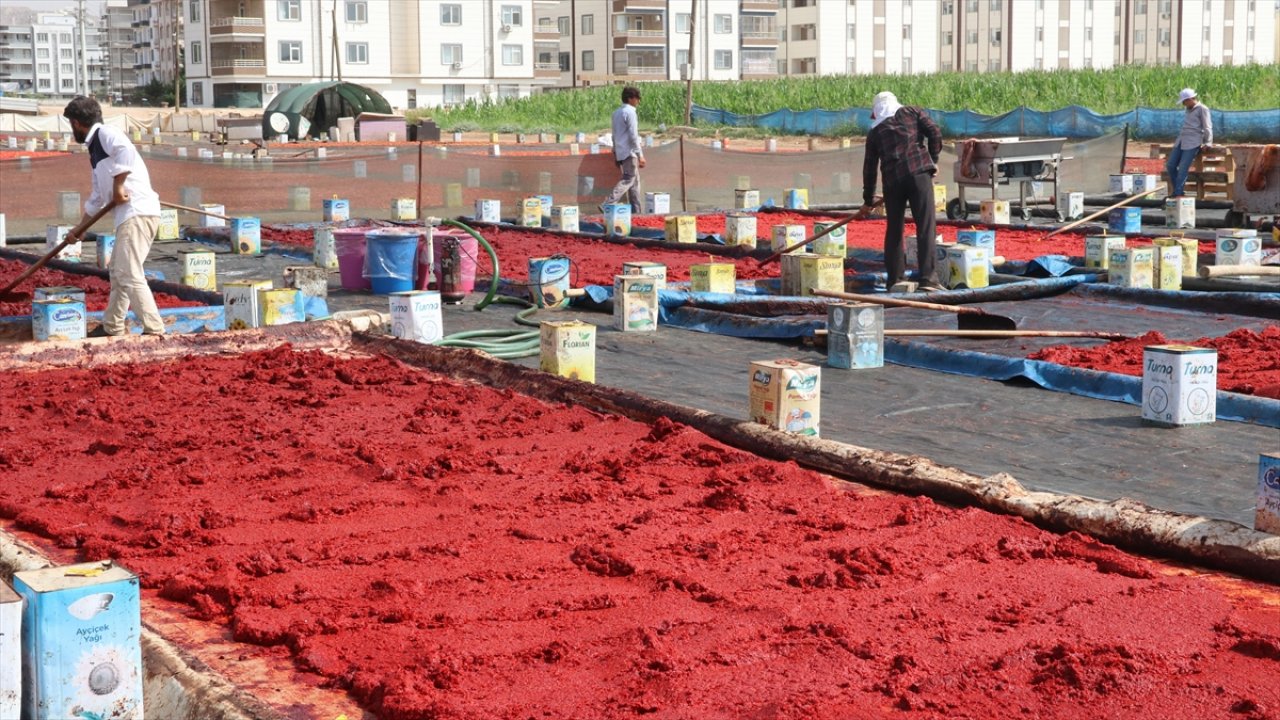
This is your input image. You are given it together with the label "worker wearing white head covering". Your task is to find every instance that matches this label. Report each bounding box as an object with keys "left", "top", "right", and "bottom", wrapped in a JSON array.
[
  {"left": 871, "top": 91, "right": 904, "bottom": 128},
  {"left": 859, "top": 92, "right": 944, "bottom": 290},
  {"left": 1166, "top": 88, "right": 1214, "bottom": 198}
]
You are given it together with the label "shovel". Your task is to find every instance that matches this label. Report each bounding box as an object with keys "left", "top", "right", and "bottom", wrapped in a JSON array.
[
  {"left": 1041, "top": 186, "right": 1163, "bottom": 241},
  {"left": 0, "top": 201, "right": 117, "bottom": 298},
  {"left": 160, "top": 200, "right": 234, "bottom": 222},
  {"left": 810, "top": 288, "right": 1019, "bottom": 332}
]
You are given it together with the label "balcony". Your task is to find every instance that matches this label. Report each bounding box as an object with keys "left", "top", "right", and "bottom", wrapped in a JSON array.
[
  {"left": 612, "top": 0, "right": 665, "bottom": 12},
  {"left": 131, "top": 18, "right": 151, "bottom": 28},
  {"left": 534, "top": 21, "right": 560, "bottom": 42},
  {"left": 210, "top": 57, "right": 266, "bottom": 76},
  {"left": 616, "top": 65, "right": 665, "bottom": 76},
  {"left": 613, "top": 29, "right": 665, "bottom": 48},
  {"left": 535, "top": 62, "right": 560, "bottom": 78},
  {"left": 210, "top": 16, "right": 265, "bottom": 36},
  {"left": 741, "top": 30, "right": 779, "bottom": 47},
  {"left": 133, "top": 61, "right": 153, "bottom": 69},
  {"left": 741, "top": 0, "right": 781, "bottom": 11}
]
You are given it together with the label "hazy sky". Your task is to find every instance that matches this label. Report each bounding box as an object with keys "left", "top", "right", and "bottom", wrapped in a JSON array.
[{"left": 11, "top": 0, "right": 107, "bottom": 13}]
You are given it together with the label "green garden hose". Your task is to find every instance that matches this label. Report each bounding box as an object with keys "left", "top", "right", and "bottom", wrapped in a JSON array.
[{"left": 432, "top": 220, "right": 562, "bottom": 359}]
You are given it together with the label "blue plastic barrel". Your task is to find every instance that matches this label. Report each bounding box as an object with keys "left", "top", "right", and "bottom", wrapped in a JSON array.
[{"left": 365, "top": 229, "right": 420, "bottom": 294}]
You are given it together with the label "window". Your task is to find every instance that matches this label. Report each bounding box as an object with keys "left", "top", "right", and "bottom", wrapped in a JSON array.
[
  {"left": 59, "top": 33, "right": 71, "bottom": 43},
  {"left": 346, "top": 42, "right": 368, "bottom": 63},
  {"left": 967, "top": 29, "right": 978, "bottom": 44},
  {"left": 941, "top": 0, "right": 954, "bottom": 13},
  {"left": 848, "top": 23, "right": 856, "bottom": 39},
  {"left": 1036, "top": 0, "right": 1044, "bottom": 8},
  {"left": 558, "top": 51, "right": 569, "bottom": 70},
  {"left": 1036, "top": 27, "right": 1043, "bottom": 41},
  {"left": 675, "top": 13, "right": 690, "bottom": 32},
  {"left": 965, "top": 0, "right": 978, "bottom": 11},
  {"left": 345, "top": 1, "right": 367, "bottom": 23},
  {"left": 1034, "top": 57, "right": 1043, "bottom": 69},
  {"left": 714, "top": 14, "right": 731, "bottom": 33},
  {"left": 443, "top": 84, "right": 464, "bottom": 105},
  {"left": 39, "top": 79, "right": 51, "bottom": 89},
  {"left": 37, "top": 48, "right": 49, "bottom": 59},
  {"left": 501, "top": 44, "right": 523, "bottom": 65},
  {"left": 192, "top": 83, "right": 203, "bottom": 104},
  {"left": 941, "top": 30, "right": 953, "bottom": 44},
  {"left": 714, "top": 49, "right": 732, "bottom": 69},
  {"left": 1159, "top": 0, "right": 1172, "bottom": 12},
  {"left": 501, "top": 5, "right": 523, "bottom": 28},
  {"left": 189, "top": 0, "right": 201, "bottom": 22},
  {"left": 279, "top": 0, "right": 300, "bottom": 21},
  {"left": 1134, "top": 29, "right": 1146, "bottom": 43},
  {"left": 442, "top": 44, "right": 462, "bottom": 65},
  {"left": 1085, "top": 27, "right": 1093, "bottom": 42},
  {"left": 37, "top": 63, "right": 50, "bottom": 72},
  {"left": 989, "top": 0, "right": 1001, "bottom": 9},
  {"left": 190, "top": 41, "right": 202, "bottom": 64},
  {"left": 793, "top": 0, "right": 814, "bottom": 6},
  {"left": 1158, "top": 28, "right": 1170, "bottom": 46},
  {"left": 1202, "top": 26, "right": 1210, "bottom": 41},
  {"left": 61, "top": 78, "right": 75, "bottom": 90},
  {"left": 903, "top": 25, "right": 911, "bottom": 39},
  {"left": 36, "top": 32, "right": 49, "bottom": 43},
  {"left": 987, "top": 58, "right": 1001, "bottom": 71},
  {"left": 990, "top": 28, "right": 1001, "bottom": 43},
  {"left": 60, "top": 63, "right": 73, "bottom": 73},
  {"left": 558, "top": 16, "right": 569, "bottom": 35},
  {"left": 1135, "top": 0, "right": 1148, "bottom": 12},
  {"left": 440, "top": 4, "right": 461, "bottom": 25},
  {"left": 279, "top": 40, "right": 302, "bottom": 62},
  {"left": 779, "top": 26, "right": 787, "bottom": 41},
  {"left": 581, "top": 14, "right": 593, "bottom": 35},
  {"left": 60, "top": 49, "right": 72, "bottom": 59},
  {"left": 582, "top": 49, "right": 594, "bottom": 71}
]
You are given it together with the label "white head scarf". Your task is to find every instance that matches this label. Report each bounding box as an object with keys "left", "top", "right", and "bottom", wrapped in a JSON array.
[{"left": 871, "top": 91, "right": 904, "bottom": 128}]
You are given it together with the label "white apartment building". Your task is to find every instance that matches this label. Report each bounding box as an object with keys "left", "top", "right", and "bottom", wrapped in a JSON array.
[
  {"left": 185, "top": 0, "right": 558, "bottom": 110},
  {"left": 104, "top": 0, "right": 141, "bottom": 99},
  {"left": 547, "top": 0, "right": 1276, "bottom": 83},
  {"left": 0, "top": 12, "right": 108, "bottom": 98},
  {"left": 541, "top": 0, "right": 780, "bottom": 86}
]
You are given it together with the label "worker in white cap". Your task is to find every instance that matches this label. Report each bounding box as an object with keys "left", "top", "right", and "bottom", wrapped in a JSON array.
[{"left": 1166, "top": 88, "right": 1215, "bottom": 198}]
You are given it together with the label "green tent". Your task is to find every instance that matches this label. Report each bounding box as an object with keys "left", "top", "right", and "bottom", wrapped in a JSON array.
[{"left": 262, "top": 81, "right": 392, "bottom": 140}]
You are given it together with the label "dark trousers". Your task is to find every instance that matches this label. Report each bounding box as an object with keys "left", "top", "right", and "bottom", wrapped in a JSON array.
[{"left": 883, "top": 171, "right": 938, "bottom": 287}]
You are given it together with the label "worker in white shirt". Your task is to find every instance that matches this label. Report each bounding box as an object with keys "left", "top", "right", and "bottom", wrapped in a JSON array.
[
  {"left": 1166, "top": 88, "right": 1216, "bottom": 198},
  {"left": 602, "top": 86, "right": 646, "bottom": 214},
  {"left": 62, "top": 96, "right": 166, "bottom": 337}
]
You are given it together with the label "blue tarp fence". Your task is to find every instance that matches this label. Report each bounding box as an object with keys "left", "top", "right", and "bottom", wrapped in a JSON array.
[{"left": 690, "top": 103, "right": 1280, "bottom": 142}]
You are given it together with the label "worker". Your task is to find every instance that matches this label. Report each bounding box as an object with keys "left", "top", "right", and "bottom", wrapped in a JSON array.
[
  {"left": 1167, "top": 88, "right": 1214, "bottom": 198},
  {"left": 62, "top": 95, "right": 165, "bottom": 337},
  {"left": 858, "top": 91, "right": 944, "bottom": 291},
  {"left": 602, "top": 86, "right": 645, "bottom": 214}
]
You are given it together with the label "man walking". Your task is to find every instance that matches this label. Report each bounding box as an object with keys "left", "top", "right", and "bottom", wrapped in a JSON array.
[
  {"left": 63, "top": 95, "right": 165, "bottom": 337},
  {"left": 859, "top": 91, "right": 944, "bottom": 291},
  {"left": 1166, "top": 88, "right": 1214, "bottom": 198},
  {"left": 602, "top": 86, "right": 645, "bottom": 214}
]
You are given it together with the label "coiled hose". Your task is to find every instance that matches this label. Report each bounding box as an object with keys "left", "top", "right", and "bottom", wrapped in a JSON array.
[{"left": 430, "top": 219, "right": 558, "bottom": 359}]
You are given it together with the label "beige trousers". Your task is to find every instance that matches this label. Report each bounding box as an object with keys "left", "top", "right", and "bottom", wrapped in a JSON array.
[{"left": 103, "top": 215, "right": 165, "bottom": 335}]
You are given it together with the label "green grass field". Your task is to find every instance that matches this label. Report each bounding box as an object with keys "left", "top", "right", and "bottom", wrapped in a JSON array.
[{"left": 415, "top": 64, "right": 1279, "bottom": 134}]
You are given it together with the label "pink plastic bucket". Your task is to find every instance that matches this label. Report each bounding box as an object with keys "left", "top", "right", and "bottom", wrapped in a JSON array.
[
  {"left": 334, "top": 228, "right": 371, "bottom": 291},
  {"left": 421, "top": 228, "right": 479, "bottom": 294}
]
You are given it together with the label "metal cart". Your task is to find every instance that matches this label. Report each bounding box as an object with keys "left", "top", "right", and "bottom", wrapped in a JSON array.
[
  {"left": 1225, "top": 144, "right": 1280, "bottom": 228},
  {"left": 947, "top": 137, "right": 1070, "bottom": 222}
]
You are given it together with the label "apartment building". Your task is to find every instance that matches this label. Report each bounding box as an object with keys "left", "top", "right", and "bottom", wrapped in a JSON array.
[
  {"left": 0, "top": 12, "right": 108, "bottom": 98},
  {"left": 540, "top": 0, "right": 780, "bottom": 86},
  {"left": 545, "top": 0, "right": 1276, "bottom": 84},
  {"left": 104, "top": 0, "right": 141, "bottom": 99},
  {"left": 185, "top": 0, "right": 557, "bottom": 110}
]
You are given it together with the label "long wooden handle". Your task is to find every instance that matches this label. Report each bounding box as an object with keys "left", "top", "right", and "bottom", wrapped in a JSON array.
[
  {"left": 1198, "top": 264, "right": 1280, "bottom": 278},
  {"left": 0, "top": 202, "right": 117, "bottom": 296},
  {"left": 756, "top": 198, "right": 883, "bottom": 267},
  {"left": 811, "top": 288, "right": 985, "bottom": 316},
  {"left": 815, "top": 328, "right": 1126, "bottom": 340},
  {"left": 160, "top": 200, "right": 234, "bottom": 221},
  {"left": 1041, "top": 186, "right": 1163, "bottom": 241}
]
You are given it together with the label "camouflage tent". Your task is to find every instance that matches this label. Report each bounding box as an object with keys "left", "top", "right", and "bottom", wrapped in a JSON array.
[{"left": 262, "top": 81, "right": 392, "bottom": 140}]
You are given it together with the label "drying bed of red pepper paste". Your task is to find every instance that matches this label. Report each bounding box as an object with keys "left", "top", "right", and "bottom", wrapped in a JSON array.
[
  {"left": 0, "top": 258, "right": 204, "bottom": 317},
  {"left": 1, "top": 346, "right": 1278, "bottom": 719},
  {"left": 1031, "top": 326, "right": 1280, "bottom": 400}
]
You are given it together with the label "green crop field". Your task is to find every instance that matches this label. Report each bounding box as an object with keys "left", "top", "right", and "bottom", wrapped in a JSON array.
[{"left": 414, "top": 64, "right": 1279, "bottom": 134}]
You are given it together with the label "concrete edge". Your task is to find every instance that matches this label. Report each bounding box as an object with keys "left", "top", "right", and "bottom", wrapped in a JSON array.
[{"left": 0, "top": 533, "right": 280, "bottom": 720}]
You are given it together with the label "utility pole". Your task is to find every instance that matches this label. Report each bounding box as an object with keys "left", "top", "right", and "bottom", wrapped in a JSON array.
[
  {"left": 683, "top": 0, "right": 695, "bottom": 125},
  {"left": 331, "top": 0, "right": 342, "bottom": 81},
  {"left": 172, "top": 17, "right": 180, "bottom": 110},
  {"left": 77, "top": 0, "right": 89, "bottom": 96}
]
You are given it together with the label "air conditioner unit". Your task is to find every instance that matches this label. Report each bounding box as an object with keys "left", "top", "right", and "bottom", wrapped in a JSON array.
[
  {"left": 451, "top": 61, "right": 462, "bottom": 70},
  {"left": 264, "top": 82, "right": 277, "bottom": 94},
  {"left": 501, "top": 23, "right": 512, "bottom": 33}
]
